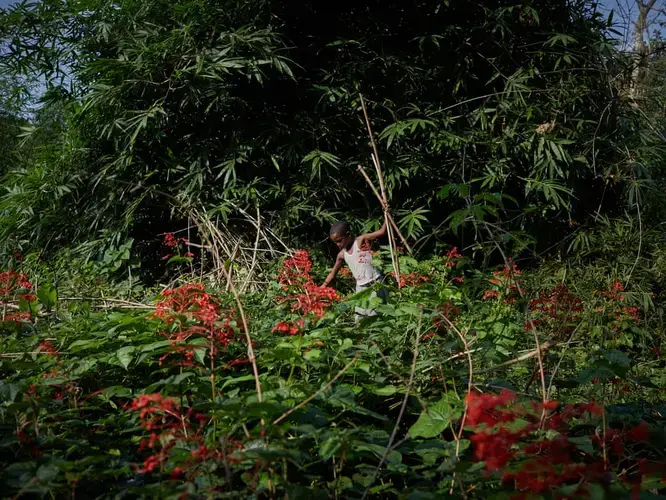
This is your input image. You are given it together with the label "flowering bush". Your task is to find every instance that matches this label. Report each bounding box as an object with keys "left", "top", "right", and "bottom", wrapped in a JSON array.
[
  {"left": 0, "top": 268, "right": 34, "bottom": 324},
  {"left": 483, "top": 260, "right": 521, "bottom": 303},
  {"left": 1, "top": 253, "right": 665, "bottom": 499},
  {"left": 272, "top": 250, "right": 339, "bottom": 333},
  {"left": 466, "top": 390, "right": 664, "bottom": 496},
  {"left": 153, "top": 283, "right": 238, "bottom": 367}
]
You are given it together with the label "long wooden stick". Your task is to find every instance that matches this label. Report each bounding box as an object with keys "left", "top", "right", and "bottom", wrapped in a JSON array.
[
  {"left": 273, "top": 353, "right": 360, "bottom": 425},
  {"left": 356, "top": 166, "right": 412, "bottom": 254},
  {"left": 359, "top": 94, "right": 402, "bottom": 287},
  {"left": 370, "top": 152, "right": 402, "bottom": 285}
]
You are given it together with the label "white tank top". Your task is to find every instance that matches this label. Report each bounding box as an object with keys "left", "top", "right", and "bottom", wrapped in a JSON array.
[{"left": 343, "top": 240, "right": 381, "bottom": 288}]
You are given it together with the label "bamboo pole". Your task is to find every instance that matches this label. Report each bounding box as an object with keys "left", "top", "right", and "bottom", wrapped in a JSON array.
[
  {"left": 359, "top": 93, "right": 402, "bottom": 287},
  {"left": 356, "top": 165, "right": 412, "bottom": 254}
]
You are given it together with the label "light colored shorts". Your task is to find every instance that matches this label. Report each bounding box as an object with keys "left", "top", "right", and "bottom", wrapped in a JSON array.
[{"left": 355, "top": 279, "right": 388, "bottom": 322}]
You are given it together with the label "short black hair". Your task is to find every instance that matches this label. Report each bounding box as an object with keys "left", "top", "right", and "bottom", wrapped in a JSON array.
[{"left": 330, "top": 220, "right": 351, "bottom": 236}]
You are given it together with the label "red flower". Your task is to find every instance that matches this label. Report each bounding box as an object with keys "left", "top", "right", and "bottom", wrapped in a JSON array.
[
  {"left": 482, "top": 289, "right": 499, "bottom": 300},
  {"left": 225, "top": 358, "right": 250, "bottom": 369},
  {"left": 138, "top": 455, "right": 163, "bottom": 474},
  {"left": 627, "top": 422, "right": 649, "bottom": 442},
  {"left": 444, "top": 247, "right": 462, "bottom": 267},
  {"left": 37, "top": 341, "right": 60, "bottom": 360},
  {"left": 578, "top": 402, "right": 603, "bottom": 416},
  {"left": 163, "top": 233, "right": 179, "bottom": 248}
]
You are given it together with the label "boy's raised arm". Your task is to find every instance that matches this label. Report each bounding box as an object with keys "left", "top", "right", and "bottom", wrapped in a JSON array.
[
  {"left": 322, "top": 252, "right": 345, "bottom": 288},
  {"left": 358, "top": 220, "right": 387, "bottom": 248}
]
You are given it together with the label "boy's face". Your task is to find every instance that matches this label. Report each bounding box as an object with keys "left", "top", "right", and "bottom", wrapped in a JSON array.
[{"left": 330, "top": 232, "right": 353, "bottom": 251}]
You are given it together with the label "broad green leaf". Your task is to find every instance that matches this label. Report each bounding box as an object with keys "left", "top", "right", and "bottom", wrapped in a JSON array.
[
  {"left": 116, "top": 346, "right": 135, "bottom": 370},
  {"left": 409, "top": 397, "right": 462, "bottom": 438},
  {"left": 37, "top": 284, "right": 57, "bottom": 309}
]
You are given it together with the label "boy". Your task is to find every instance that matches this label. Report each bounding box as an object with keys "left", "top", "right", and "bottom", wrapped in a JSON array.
[{"left": 322, "top": 220, "right": 388, "bottom": 321}]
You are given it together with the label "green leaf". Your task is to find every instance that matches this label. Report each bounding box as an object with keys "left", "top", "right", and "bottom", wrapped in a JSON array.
[
  {"left": 409, "top": 396, "right": 462, "bottom": 438},
  {"left": 319, "top": 436, "right": 342, "bottom": 460},
  {"left": 36, "top": 464, "right": 59, "bottom": 483},
  {"left": 568, "top": 436, "right": 594, "bottom": 455},
  {"left": 166, "top": 255, "right": 193, "bottom": 265},
  {"left": 193, "top": 347, "right": 207, "bottom": 366},
  {"left": 116, "top": 346, "right": 135, "bottom": 370},
  {"left": 367, "top": 385, "right": 398, "bottom": 396},
  {"left": 304, "top": 349, "right": 321, "bottom": 361},
  {"left": 37, "top": 284, "right": 57, "bottom": 309}
]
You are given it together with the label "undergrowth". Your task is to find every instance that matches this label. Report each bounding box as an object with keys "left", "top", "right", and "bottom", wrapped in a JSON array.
[{"left": 1, "top": 245, "right": 664, "bottom": 499}]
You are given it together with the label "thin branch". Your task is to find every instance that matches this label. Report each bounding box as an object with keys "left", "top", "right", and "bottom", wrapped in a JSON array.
[
  {"left": 476, "top": 341, "right": 555, "bottom": 374},
  {"left": 357, "top": 165, "right": 412, "bottom": 254},
  {"left": 482, "top": 222, "right": 548, "bottom": 408},
  {"left": 546, "top": 323, "right": 584, "bottom": 400},
  {"left": 273, "top": 353, "right": 360, "bottom": 425},
  {"left": 439, "top": 316, "right": 473, "bottom": 495},
  {"left": 359, "top": 93, "right": 402, "bottom": 287},
  {"left": 361, "top": 311, "right": 422, "bottom": 500},
  {"left": 217, "top": 256, "right": 263, "bottom": 404},
  {"left": 240, "top": 205, "right": 263, "bottom": 294},
  {"left": 626, "top": 202, "right": 643, "bottom": 287}
]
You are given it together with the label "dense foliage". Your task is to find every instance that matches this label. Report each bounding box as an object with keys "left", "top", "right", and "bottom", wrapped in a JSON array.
[
  {"left": 1, "top": 0, "right": 666, "bottom": 498},
  {"left": 1, "top": 247, "right": 665, "bottom": 498},
  {"left": 0, "top": 0, "right": 664, "bottom": 262}
]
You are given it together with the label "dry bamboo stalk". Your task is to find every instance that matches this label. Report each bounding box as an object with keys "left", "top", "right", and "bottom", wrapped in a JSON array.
[
  {"left": 356, "top": 166, "right": 412, "bottom": 254},
  {"left": 359, "top": 93, "right": 401, "bottom": 287},
  {"left": 240, "top": 205, "right": 262, "bottom": 294},
  {"left": 369, "top": 153, "right": 402, "bottom": 273}
]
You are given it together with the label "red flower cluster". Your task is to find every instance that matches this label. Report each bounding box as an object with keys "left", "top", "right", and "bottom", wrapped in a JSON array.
[
  {"left": 37, "top": 341, "right": 60, "bottom": 360},
  {"left": 338, "top": 267, "right": 352, "bottom": 278},
  {"left": 153, "top": 284, "right": 237, "bottom": 367},
  {"left": 277, "top": 250, "right": 312, "bottom": 289},
  {"left": 273, "top": 250, "right": 339, "bottom": 334},
  {"left": 526, "top": 285, "right": 584, "bottom": 334},
  {"left": 444, "top": 247, "right": 462, "bottom": 268},
  {"left": 465, "top": 390, "right": 663, "bottom": 495},
  {"left": 482, "top": 260, "right": 521, "bottom": 303},
  {"left": 128, "top": 393, "right": 242, "bottom": 477},
  {"left": 595, "top": 281, "right": 641, "bottom": 330},
  {"left": 163, "top": 233, "right": 179, "bottom": 248},
  {"left": 292, "top": 282, "right": 340, "bottom": 317},
  {"left": 0, "top": 269, "right": 34, "bottom": 324},
  {"left": 431, "top": 301, "right": 460, "bottom": 334},
  {"left": 3, "top": 311, "right": 32, "bottom": 324},
  {"left": 272, "top": 319, "right": 304, "bottom": 336},
  {"left": 389, "top": 271, "right": 430, "bottom": 287},
  {"left": 161, "top": 233, "right": 194, "bottom": 261},
  {"left": 0, "top": 269, "right": 32, "bottom": 298}
]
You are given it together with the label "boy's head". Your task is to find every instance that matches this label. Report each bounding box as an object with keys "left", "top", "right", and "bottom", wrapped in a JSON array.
[{"left": 329, "top": 220, "right": 354, "bottom": 250}]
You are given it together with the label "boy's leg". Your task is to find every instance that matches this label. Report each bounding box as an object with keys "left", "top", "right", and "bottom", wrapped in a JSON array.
[
  {"left": 355, "top": 292, "right": 378, "bottom": 322},
  {"left": 354, "top": 284, "right": 377, "bottom": 323},
  {"left": 354, "top": 286, "right": 380, "bottom": 323}
]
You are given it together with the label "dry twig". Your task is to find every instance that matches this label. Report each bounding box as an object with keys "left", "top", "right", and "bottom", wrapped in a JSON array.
[
  {"left": 359, "top": 93, "right": 402, "bottom": 287},
  {"left": 361, "top": 311, "right": 422, "bottom": 500},
  {"left": 357, "top": 165, "right": 412, "bottom": 254},
  {"left": 273, "top": 353, "right": 360, "bottom": 425}
]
